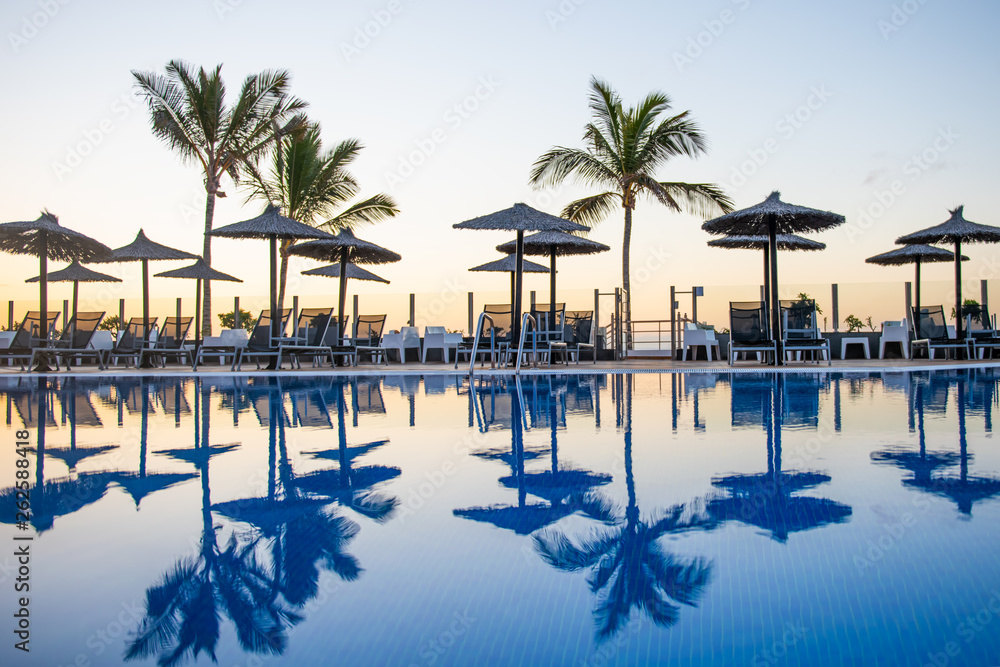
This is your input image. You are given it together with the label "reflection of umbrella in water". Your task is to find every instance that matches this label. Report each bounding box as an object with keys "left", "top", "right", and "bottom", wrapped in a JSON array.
[
  {"left": 454, "top": 203, "right": 588, "bottom": 342},
  {"left": 897, "top": 376, "right": 1000, "bottom": 515},
  {"left": 155, "top": 378, "right": 240, "bottom": 469},
  {"left": 897, "top": 206, "right": 1000, "bottom": 339},
  {"left": 866, "top": 244, "right": 966, "bottom": 327},
  {"left": 113, "top": 379, "right": 196, "bottom": 507},
  {"left": 155, "top": 258, "right": 242, "bottom": 344},
  {"left": 26, "top": 260, "right": 121, "bottom": 324},
  {"left": 42, "top": 379, "right": 119, "bottom": 471},
  {"left": 703, "top": 192, "right": 845, "bottom": 364},
  {"left": 707, "top": 234, "right": 825, "bottom": 315},
  {"left": 708, "top": 374, "right": 852, "bottom": 541},
  {"left": 0, "top": 211, "right": 112, "bottom": 371}
]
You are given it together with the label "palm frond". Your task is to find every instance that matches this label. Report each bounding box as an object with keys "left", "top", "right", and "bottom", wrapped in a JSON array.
[
  {"left": 587, "top": 76, "right": 623, "bottom": 155},
  {"left": 562, "top": 192, "right": 621, "bottom": 226},
  {"left": 322, "top": 194, "right": 400, "bottom": 231},
  {"left": 650, "top": 182, "right": 734, "bottom": 217},
  {"left": 529, "top": 146, "right": 620, "bottom": 190}
]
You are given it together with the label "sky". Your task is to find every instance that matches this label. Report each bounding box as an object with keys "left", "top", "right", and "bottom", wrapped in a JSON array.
[{"left": 1, "top": 0, "right": 999, "bottom": 331}]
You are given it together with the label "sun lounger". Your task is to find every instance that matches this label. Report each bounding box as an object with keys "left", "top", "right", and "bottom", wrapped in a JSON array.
[
  {"left": 910, "top": 305, "right": 967, "bottom": 360},
  {"left": 276, "top": 308, "right": 335, "bottom": 369},
  {"left": 728, "top": 301, "right": 776, "bottom": 365},
  {"left": 35, "top": 311, "right": 107, "bottom": 370},
  {"left": 780, "top": 299, "right": 830, "bottom": 365},
  {"left": 139, "top": 316, "right": 194, "bottom": 367},
  {"left": 106, "top": 317, "right": 158, "bottom": 368},
  {"left": 0, "top": 311, "right": 60, "bottom": 369},
  {"left": 233, "top": 309, "right": 293, "bottom": 370}
]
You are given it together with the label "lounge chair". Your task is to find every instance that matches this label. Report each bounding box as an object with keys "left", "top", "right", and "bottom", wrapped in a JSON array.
[
  {"left": 964, "top": 305, "right": 1000, "bottom": 359},
  {"left": 526, "top": 303, "right": 566, "bottom": 365},
  {"left": 910, "top": 306, "right": 967, "bottom": 360},
  {"left": 728, "top": 301, "right": 777, "bottom": 365},
  {"left": 106, "top": 317, "right": 158, "bottom": 368},
  {"left": 353, "top": 314, "right": 389, "bottom": 366},
  {"left": 455, "top": 304, "right": 513, "bottom": 368},
  {"left": 681, "top": 322, "right": 721, "bottom": 361},
  {"left": 548, "top": 310, "right": 597, "bottom": 364},
  {"left": 139, "top": 316, "right": 194, "bottom": 368},
  {"left": 233, "top": 309, "right": 293, "bottom": 370},
  {"left": 35, "top": 311, "right": 106, "bottom": 370},
  {"left": 780, "top": 299, "right": 830, "bottom": 365},
  {"left": 276, "top": 308, "right": 335, "bottom": 369},
  {"left": 0, "top": 311, "right": 61, "bottom": 369},
  {"left": 192, "top": 328, "right": 248, "bottom": 371}
]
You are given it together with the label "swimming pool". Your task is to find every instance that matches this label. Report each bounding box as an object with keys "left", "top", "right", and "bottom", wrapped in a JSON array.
[{"left": 2, "top": 370, "right": 999, "bottom": 666}]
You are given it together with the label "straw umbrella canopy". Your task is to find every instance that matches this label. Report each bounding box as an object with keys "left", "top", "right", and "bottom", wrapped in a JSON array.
[
  {"left": 454, "top": 203, "right": 588, "bottom": 341},
  {"left": 708, "top": 234, "right": 825, "bottom": 310},
  {"left": 26, "top": 260, "right": 121, "bottom": 323},
  {"left": 93, "top": 229, "right": 198, "bottom": 361},
  {"left": 469, "top": 253, "right": 549, "bottom": 312},
  {"left": 496, "top": 230, "right": 610, "bottom": 331},
  {"left": 865, "top": 244, "right": 966, "bottom": 321},
  {"left": 896, "top": 206, "right": 1000, "bottom": 339},
  {"left": 301, "top": 261, "right": 389, "bottom": 284},
  {"left": 155, "top": 258, "right": 242, "bottom": 343},
  {"left": 0, "top": 211, "right": 111, "bottom": 371},
  {"left": 209, "top": 204, "right": 337, "bottom": 349},
  {"left": 702, "top": 192, "right": 845, "bottom": 363},
  {"left": 286, "top": 228, "right": 401, "bottom": 344}
]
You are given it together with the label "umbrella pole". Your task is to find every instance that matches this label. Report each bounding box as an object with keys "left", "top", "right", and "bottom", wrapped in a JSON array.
[
  {"left": 139, "top": 259, "right": 155, "bottom": 369},
  {"left": 762, "top": 244, "right": 771, "bottom": 331},
  {"left": 509, "top": 272, "right": 515, "bottom": 315},
  {"left": 338, "top": 249, "right": 349, "bottom": 348},
  {"left": 514, "top": 231, "right": 524, "bottom": 347},
  {"left": 194, "top": 278, "right": 202, "bottom": 344},
  {"left": 955, "top": 240, "right": 963, "bottom": 341},
  {"left": 914, "top": 258, "right": 921, "bottom": 329},
  {"left": 268, "top": 236, "right": 279, "bottom": 370},
  {"left": 34, "top": 233, "right": 53, "bottom": 372},
  {"left": 768, "top": 219, "right": 782, "bottom": 365},
  {"left": 550, "top": 246, "right": 557, "bottom": 340},
  {"left": 72, "top": 281, "right": 79, "bottom": 324}
]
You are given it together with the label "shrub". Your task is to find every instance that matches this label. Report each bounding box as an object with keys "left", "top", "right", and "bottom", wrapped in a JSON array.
[
  {"left": 218, "top": 309, "right": 254, "bottom": 330},
  {"left": 99, "top": 315, "right": 122, "bottom": 332}
]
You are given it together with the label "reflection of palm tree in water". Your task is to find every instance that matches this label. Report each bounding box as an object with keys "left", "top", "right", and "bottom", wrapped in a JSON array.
[
  {"left": 534, "top": 376, "right": 715, "bottom": 640},
  {"left": 708, "top": 374, "right": 851, "bottom": 542},
  {"left": 126, "top": 382, "right": 301, "bottom": 666}
]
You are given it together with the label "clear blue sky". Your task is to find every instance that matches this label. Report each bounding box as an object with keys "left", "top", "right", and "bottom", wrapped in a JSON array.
[{"left": 2, "top": 0, "right": 998, "bottom": 325}]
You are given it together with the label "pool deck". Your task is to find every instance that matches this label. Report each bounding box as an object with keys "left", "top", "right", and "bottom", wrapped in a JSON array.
[{"left": 4, "top": 357, "right": 1000, "bottom": 377}]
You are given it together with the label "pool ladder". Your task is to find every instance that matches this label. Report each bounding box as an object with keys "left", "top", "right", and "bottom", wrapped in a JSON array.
[{"left": 466, "top": 312, "right": 539, "bottom": 374}]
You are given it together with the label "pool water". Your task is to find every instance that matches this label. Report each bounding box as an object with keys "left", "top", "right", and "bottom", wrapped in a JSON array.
[{"left": 2, "top": 370, "right": 999, "bottom": 666}]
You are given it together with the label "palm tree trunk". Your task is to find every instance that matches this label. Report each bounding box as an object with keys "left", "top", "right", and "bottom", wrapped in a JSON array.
[
  {"left": 201, "top": 191, "right": 216, "bottom": 337},
  {"left": 622, "top": 206, "right": 633, "bottom": 350},
  {"left": 277, "top": 240, "right": 291, "bottom": 314}
]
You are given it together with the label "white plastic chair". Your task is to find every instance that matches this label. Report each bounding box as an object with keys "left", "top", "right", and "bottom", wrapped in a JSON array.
[
  {"left": 381, "top": 326, "right": 420, "bottom": 363},
  {"left": 879, "top": 321, "right": 909, "bottom": 359},
  {"left": 682, "top": 324, "right": 721, "bottom": 361},
  {"left": 422, "top": 326, "right": 458, "bottom": 363}
]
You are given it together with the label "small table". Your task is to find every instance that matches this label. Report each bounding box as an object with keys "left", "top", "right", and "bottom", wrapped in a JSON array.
[{"left": 840, "top": 337, "right": 871, "bottom": 360}]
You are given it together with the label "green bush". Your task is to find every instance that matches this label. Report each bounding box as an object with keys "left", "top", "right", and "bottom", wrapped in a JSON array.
[
  {"left": 218, "top": 309, "right": 254, "bottom": 330},
  {"left": 950, "top": 299, "right": 979, "bottom": 320},
  {"left": 99, "top": 315, "right": 122, "bottom": 332}
]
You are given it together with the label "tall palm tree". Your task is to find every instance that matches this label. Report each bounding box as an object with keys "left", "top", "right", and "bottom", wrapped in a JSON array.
[
  {"left": 244, "top": 122, "right": 399, "bottom": 310},
  {"left": 131, "top": 59, "right": 308, "bottom": 335},
  {"left": 529, "top": 77, "right": 733, "bottom": 335}
]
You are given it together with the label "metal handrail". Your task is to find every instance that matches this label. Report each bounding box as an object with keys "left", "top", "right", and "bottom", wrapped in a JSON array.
[
  {"left": 466, "top": 312, "right": 497, "bottom": 375},
  {"left": 515, "top": 313, "right": 538, "bottom": 374}
]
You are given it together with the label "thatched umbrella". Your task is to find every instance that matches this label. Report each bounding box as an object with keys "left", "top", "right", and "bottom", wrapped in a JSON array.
[
  {"left": 26, "top": 259, "right": 121, "bottom": 323},
  {"left": 301, "top": 261, "right": 389, "bottom": 284},
  {"left": 469, "top": 253, "right": 549, "bottom": 313},
  {"left": 155, "top": 258, "right": 242, "bottom": 343},
  {"left": 708, "top": 234, "right": 825, "bottom": 312},
  {"left": 0, "top": 211, "right": 111, "bottom": 371},
  {"left": 496, "top": 230, "right": 610, "bottom": 333},
  {"left": 93, "top": 229, "right": 198, "bottom": 361},
  {"left": 286, "top": 228, "right": 401, "bottom": 344},
  {"left": 865, "top": 244, "right": 966, "bottom": 322},
  {"left": 454, "top": 203, "right": 588, "bottom": 342},
  {"left": 209, "top": 205, "right": 337, "bottom": 350},
  {"left": 702, "top": 192, "right": 845, "bottom": 363},
  {"left": 896, "top": 206, "right": 1000, "bottom": 338}
]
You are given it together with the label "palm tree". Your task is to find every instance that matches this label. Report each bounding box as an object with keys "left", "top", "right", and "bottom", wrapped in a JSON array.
[
  {"left": 131, "top": 59, "right": 308, "bottom": 335},
  {"left": 529, "top": 77, "right": 733, "bottom": 335},
  {"left": 244, "top": 121, "right": 399, "bottom": 311}
]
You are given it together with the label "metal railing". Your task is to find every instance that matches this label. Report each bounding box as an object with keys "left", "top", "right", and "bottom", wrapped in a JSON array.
[
  {"left": 466, "top": 312, "right": 497, "bottom": 375},
  {"left": 514, "top": 313, "right": 538, "bottom": 374}
]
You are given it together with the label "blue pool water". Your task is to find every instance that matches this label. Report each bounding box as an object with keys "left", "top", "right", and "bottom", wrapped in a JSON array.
[{"left": 1, "top": 370, "right": 999, "bottom": 666}]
